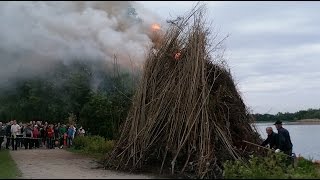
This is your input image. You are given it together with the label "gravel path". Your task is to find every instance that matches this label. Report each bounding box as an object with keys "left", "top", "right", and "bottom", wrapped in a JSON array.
[{"left": 10, "top": 148, "right": 153, "bottom": 179}]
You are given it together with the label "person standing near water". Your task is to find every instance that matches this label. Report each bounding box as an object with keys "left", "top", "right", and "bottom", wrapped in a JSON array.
[
  {"left": 261, "top": 127, "right": 280, "bottom": 150},
  {"left": 274, "top": 120, "right": 293, "bottom": 156}
]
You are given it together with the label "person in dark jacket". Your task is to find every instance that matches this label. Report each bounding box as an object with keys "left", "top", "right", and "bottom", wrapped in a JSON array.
[
  {"left": 274, "top": 120, "right": 293, "bottom": 156},
  {"left": 23, "top": 124, "right": 33, "bottom": 149},
  {"left": 5, "top": 121, "right": 12, "bottom": 149},
  {"left": 261, "top": 127, "right": 279, "bottom": 150},
  {"left": 0, "top": 122, "right": 6, "bottom": 150}
]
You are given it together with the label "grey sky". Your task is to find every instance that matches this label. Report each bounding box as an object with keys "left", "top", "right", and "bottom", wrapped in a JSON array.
[{"left": 139, "top": 1, "right": 320, "bottom": 114}]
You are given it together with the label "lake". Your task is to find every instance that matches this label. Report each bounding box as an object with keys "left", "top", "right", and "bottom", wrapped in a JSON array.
[{"left": 254, "top": 122, "right": 320, "bottom": 160}]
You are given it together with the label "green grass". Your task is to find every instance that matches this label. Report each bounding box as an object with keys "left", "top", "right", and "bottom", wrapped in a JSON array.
[
  {"left": 0, "top": 150, "right": 22, "bottom": 179},
  {"left": 223, "top": 152, "right": 320, "bottom": 179}
]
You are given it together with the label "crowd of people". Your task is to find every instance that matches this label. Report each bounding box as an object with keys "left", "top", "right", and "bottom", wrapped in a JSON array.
[{"left": 0, "top": 120, "right": 85, "bottom": 151}]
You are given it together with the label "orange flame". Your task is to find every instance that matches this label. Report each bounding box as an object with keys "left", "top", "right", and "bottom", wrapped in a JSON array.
[{"left": 151, "top": 23, "right": 161, "bottom": 31}]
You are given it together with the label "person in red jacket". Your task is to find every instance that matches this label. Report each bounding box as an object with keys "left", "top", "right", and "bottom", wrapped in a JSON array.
[
  {"left": 32, "top": 125, "right": 40, "bottom": 148},
  {"left": 46, "top": 125, "right": 54, "bottom": 149}
]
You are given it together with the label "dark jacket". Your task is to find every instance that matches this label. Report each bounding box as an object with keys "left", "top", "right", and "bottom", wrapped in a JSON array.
[
  {"left": 24, "top": 127, "right": 33, "bottom": 136},
  {"left": 54, "top": 127, "right": 59, "bottom": 139},
  {"left": 0, "top": 126, "right": 6, "bottom": 137},
  {"left": 5, "top": 124, "right": 11, "bottom": 136},
  {"left": 261, "top": 132, "right": 279, "bottom": 149},
  {"left": 20, "top": 126, "right": 24, "bottom": 134},
  {"left": 277, "top": 127, "right": 293, "bottom": 151}
]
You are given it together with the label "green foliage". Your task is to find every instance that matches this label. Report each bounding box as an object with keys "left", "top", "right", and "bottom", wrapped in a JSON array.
[
  {"left": 73, "top": 135, "right": 114, "bottom": 155},
  {"left": 292, "top": 157, "right": 320, "bottom": 178},
  {"left": 254, "top": 108, "right": 320, "bottom": 122},
  {"left": 0, "top": 60, "right": 136, "bottom": 139},
  {"left": 79, "top": 73, "right": 134, "bottom": 139},
  {"left": 223, "top": 152, "right": 320, "bottom": 179}
]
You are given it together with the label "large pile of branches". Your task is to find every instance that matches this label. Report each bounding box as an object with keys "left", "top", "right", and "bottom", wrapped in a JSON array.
[{"left": 105, "top": 4, "right": 262, "bottom": 179}]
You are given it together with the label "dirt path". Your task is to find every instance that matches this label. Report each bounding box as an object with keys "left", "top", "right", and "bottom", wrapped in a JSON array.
[{"left": 10, "top": 148, "right": 153, "bottom": 179}]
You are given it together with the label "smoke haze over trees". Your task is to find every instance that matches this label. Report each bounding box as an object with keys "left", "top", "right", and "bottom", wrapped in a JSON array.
[
  {"left": 0, "top": 1, "right": 161, "bottom": 86},
  {"left": 0, "top": 1, "right": 162, "bottom": 139}
]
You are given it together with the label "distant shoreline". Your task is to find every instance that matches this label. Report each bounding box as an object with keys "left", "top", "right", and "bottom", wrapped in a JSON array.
[{"left": 255, "top": 119, "right": 320, "bottom": 125}]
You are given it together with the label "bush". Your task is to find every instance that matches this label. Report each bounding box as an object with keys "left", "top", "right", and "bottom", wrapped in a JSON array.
[
  {"left": 73, "top": 135, "right": 114, "bottom": 155},
  {"left": 223, "top": 151, "right": 320, "bottom": 179}
]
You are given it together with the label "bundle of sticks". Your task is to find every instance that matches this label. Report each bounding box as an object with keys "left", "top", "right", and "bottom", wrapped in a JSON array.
[{"left": 105, "top": 3, "right": 262, "bottom": 179}]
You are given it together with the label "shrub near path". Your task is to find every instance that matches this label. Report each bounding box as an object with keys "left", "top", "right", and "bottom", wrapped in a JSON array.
[
  {"left": 72, "top": 135, "right": 114, "bottom": 159},
  {"left": 223, "top": 152, "right": 320, "bottom": 179}
]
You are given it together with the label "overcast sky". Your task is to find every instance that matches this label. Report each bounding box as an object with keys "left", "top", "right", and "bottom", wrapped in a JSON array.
[{"left": 138, "top": 1, "right": 320, "bottom": 114}]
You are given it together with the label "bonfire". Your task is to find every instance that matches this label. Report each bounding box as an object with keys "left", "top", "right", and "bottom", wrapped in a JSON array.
[{"left": 106, "top": 4, "right": 262, "bottom": 179}]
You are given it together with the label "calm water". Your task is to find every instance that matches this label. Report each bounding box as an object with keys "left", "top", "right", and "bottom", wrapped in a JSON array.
[{"left": 254, "top": 122, "right": 320, "bottom": 160}]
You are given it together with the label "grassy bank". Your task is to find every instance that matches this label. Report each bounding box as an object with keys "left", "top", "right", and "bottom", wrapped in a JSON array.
[
  {"left": 224, "top": 152, "right": 320, "bottom": 179},
  {"left": 0, "top": 150, "right": 22, "bottom": 179}
]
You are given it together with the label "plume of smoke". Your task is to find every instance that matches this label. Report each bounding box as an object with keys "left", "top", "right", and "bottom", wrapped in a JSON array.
[{"left": 0, "top": 1, "right": 162, "bottom": 86}]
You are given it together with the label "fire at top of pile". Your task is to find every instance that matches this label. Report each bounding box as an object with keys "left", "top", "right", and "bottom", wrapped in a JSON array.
[
  {"left": 151, "top": 23, "right": 161, "bottom": 31},
  {"left": 126, "top": 6, "right": 161, "bottom": 33}
]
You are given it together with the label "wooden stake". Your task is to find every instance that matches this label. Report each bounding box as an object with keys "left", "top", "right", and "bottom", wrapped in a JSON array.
[{"left": 242, "top": 140, "right": 292, "bottom": 158}]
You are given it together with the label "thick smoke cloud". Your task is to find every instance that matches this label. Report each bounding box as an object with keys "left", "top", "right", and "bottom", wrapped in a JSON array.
[{"left": 0, "top": 1, "right": 161, "bottom": 85}]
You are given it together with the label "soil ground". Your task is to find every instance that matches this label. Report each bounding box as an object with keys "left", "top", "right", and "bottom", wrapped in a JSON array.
[{"left": 10, "top": 148, "right": 153, "bottom": 179}]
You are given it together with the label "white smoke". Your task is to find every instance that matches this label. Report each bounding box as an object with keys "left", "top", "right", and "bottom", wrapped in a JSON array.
[{"left": 0, "top": 1, "right": 162, "bottom": 84}]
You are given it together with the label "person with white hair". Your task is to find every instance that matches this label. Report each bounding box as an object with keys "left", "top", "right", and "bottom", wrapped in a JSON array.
[{"left": 261, "top": 126, "right": 280, "bottom": 151}]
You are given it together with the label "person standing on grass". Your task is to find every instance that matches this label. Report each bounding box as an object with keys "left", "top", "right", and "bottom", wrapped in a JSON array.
[
  {"left": 274, "top": 120, "right": 293, "bottom": 156},
  {"left": 261, "top": 127, "right": 280, "bottom": 150},
  {"left": 11, "top": 120, "right": 20, "bottom": 151},
  {"left": 274, "top": 120, "right": 294, "bottom": 166},
  {"left": 0, "top": 122, "right": 6, "bottom": 150},
  {"left": 67, "top": 125, "right": 75, "bottom": 148}
]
